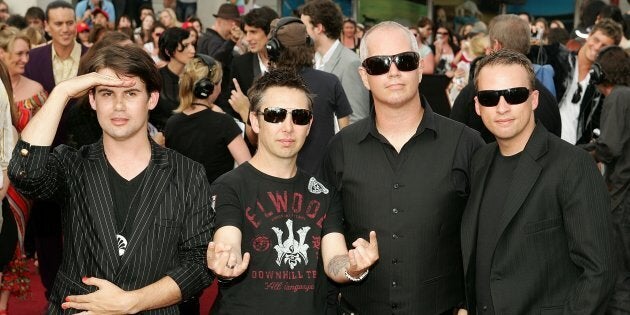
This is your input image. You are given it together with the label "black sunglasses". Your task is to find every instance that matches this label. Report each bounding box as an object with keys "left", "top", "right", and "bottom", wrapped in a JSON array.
[
  {"left": 476, "top": 87, "right": 531, "bottom": 107},
  {"left": 362, "top": 51, "right": 420, "bottom": 75},
  {"left": 257, "top": 107, "right": 312, "bottom": 125}
]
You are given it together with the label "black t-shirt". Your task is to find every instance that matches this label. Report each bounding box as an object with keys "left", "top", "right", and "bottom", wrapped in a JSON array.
[
  {"left": 210, "top": 162, "right": 344, "bottom": 314},
  {"left": 475, "top": 151, "right": 521, "bottom": 314},
  {"left": 150, "top": 66, "right": 180, "bottom": 131},
  {"left": 106, "top": 162, "right": 147, "bottom": 256},
  {"left": 297, "top": 68, "right": 353, "bottom": 175},
  {"left": 164, "top": 109, "right": 243, "bottom": 184}
]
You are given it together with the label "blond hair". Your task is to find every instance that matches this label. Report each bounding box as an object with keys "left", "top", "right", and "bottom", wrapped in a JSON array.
[
  {"left": 176, "top": 57, "right": 222, "bottom": 113},
  {"left": 0, "top": 26, "right": 31, "bottom": 53}
]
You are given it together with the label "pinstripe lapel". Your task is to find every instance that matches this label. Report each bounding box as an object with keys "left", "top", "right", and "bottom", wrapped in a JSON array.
[
  {"left": 117, "top": 140, "right": 172, "bottom": 270},
  {"left": 489, "top": 125, "right": 548, "bottom": 251},
  {"left": 84, "top": 139, "right": 120, "bottom": 273},
  {"left": 462, "top": 144, "right": 497, "bottom": 275}
]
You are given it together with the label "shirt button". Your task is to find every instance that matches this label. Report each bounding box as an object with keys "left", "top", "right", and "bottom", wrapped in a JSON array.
[
  {"left": 392, "top": 233, "right": 399, "bottom": 239},
  {"left": 19, "top": 148, "right": 29, "bottom": 157},
  {"left": 393, "top": 183, "right": 400, "bottom": 189},
  {"left": 392, "top": 258, "right": 398, "bottom": 264},
  {"left": 392, "top": 281, "right": 397, "bottom": 287},
  {"left": 392, "top": 208, "right": 399, "bottom": 214},
  {"left": 16, "top": 170, "right": 26, "bottom": 180},
  {"left": 483, "top": 306, "right": 488, "bottom": 311},
  {"left": 391, "top": 303, "right": 398, "bottom": 309}
]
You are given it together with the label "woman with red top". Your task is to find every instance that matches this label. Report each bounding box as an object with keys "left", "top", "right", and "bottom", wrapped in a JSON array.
[
  {"left": 0, "top": 27, "right": 47, "bottom": 132},
  {"left": 0, "top": 26, "right": 41, "bottom": 315}
]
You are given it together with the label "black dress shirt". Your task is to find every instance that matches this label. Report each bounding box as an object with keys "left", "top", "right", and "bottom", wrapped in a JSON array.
[{"left": 322, "top": 99, "right": 484, "bottom": 314}]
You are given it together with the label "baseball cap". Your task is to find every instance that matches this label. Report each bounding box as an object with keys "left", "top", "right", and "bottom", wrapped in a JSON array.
[
  {"left": 92, "top": 8, "right": 109, "bottom": 21},
  {"left": 77, "top": 22, "right": 90, "bottom": 33},
  {"left": 271, "top": 18, "right": 309, "bottom": 47}
]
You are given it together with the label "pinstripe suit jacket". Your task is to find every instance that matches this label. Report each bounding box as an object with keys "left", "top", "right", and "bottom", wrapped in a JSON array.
[
  {"left": 8, "top": 138, "right": 214, "bottom": 314},
  {"left": 461, "top": 124, "right": 617, "bottom": 314}
]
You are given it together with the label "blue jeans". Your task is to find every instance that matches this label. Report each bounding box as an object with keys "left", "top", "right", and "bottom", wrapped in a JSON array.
[{"left": 176, "top": 1, "right": 197, "bottom": 21}]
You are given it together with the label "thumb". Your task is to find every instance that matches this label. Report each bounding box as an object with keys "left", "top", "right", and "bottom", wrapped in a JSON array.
[
  {"left": 82, "top": 276, "right": 105, "bottom": 288},
  {"left": 369, "top": 231, "right": 378, "bottom": 247}
]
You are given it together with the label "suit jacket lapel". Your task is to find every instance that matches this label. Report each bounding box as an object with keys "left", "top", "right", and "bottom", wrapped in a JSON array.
[
  {"left": 323, "top": 44, "right": 343, "bottom": 73},
  {"left": 251, "top": 53, "right": 262, "bottom": 79},
  {"left": 84, "top": 140, "right": 120, "bottom": 273},
  {"left": 489, "top": 124, "right": 549, "bottom": 250},
  {"left": 462, "top": 144, "right": 497, "bottom": 274},
  {"left": 117, "top": 140, "right": 173, "bottom": 270}
]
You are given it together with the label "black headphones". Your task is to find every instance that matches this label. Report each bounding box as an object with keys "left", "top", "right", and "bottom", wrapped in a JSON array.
[
  {"left": 193, "top": 54, "right": 218, "bottom": 99},
  {"left": 589, "top": 45, "right": 622, "bottom": 85},
  {"left": 265, "top": 17, "right": 313, "bottom": 63}
]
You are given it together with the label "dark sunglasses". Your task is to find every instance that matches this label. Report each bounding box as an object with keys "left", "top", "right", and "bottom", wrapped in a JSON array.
[
  {"left": 257, "top": 107, "right": 312, "bottom": 125},
  {"left": 362, "top": 51, "right": 420, "bottom": 75},
  {"left": 476, "top": 87, "right": 531, "bottom": 107}
]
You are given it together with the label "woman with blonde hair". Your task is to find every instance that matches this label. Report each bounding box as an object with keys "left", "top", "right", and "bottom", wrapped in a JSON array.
[
  {"left": 0, "top": 29, "right": 33, "bottom": 315},
  {"left": 0, "top": 26, "right": 46, "bottom": 132},
  {"left": 164, "top": 54, "right": 250, "bottom": 184},
  {"left": 159, "top": 8, "right": 180, "bottom": 29}
]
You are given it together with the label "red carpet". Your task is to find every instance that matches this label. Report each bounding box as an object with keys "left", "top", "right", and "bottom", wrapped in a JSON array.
[{"left": 8, "top": 259, "right": 218, "bottom": 314}]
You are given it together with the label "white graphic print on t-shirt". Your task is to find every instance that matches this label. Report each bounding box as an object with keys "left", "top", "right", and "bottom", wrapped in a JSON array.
[{"left": 272, "top": 219, "right": 310, "bottom": 269}]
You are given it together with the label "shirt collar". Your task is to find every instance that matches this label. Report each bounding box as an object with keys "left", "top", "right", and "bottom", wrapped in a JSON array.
[
  {"left": 51, "top": 41, "right": 81, "bottom": 62},
  {"left": 356, "top": 95, "right": 437, "bottom": 144}
]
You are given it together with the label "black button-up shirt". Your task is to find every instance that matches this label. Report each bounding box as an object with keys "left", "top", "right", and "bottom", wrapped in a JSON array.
[{"left": 323, "top": 100, "right": 484, "bottom": 314}]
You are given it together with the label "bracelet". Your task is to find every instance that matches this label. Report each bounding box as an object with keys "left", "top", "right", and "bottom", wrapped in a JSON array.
[
  {"left": 216, "top": 275, "right": 234, "bottom": 284},
  {"left": 344, "top": 269, "right": 369, "bottom": 282}
]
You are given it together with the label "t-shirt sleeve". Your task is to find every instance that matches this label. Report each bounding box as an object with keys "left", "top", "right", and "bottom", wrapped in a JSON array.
[
  {"left": 321, "top": 187, "right": 344, "bottom": 236},
  {"left": 210, "top": 179, "right": 244, "bottom": 230},
  {"left": 333, "top": 79, "right": 353, "bottom": 119},
  {"left": 220, "top": 115, "right": 244, "bottom": 145}
]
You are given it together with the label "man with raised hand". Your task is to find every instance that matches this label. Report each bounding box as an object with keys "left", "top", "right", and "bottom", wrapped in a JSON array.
[{"left": 9, "top": 44, "right": 213, "bottom": 314}]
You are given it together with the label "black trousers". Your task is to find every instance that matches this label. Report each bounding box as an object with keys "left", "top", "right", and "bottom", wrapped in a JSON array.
[{"left": 28, "top": 200, "right": 63, "bottom": 300}]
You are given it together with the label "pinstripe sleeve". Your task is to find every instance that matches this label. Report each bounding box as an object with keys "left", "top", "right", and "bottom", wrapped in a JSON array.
[
  {"left": 8, "top": 139, "right": 66, "bottom": 201},
  {"left": 165, "top": 162, "right": 215, "bottom": 300}
]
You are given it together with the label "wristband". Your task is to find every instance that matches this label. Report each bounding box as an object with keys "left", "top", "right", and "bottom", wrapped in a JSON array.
[
  {"left": 216, "top": 275, "right": 234, "bottom": 284},
  {"left": 344, "top": 269, "right": 369, "bottom": 282}
]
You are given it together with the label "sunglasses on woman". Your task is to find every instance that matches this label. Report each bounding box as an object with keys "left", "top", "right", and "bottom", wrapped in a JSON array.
[
  {"left": 476, "top": 87, "right": 531, "bottom": 107},
  {"left": 361, "top": 51, "right": 420, "bottom": 75},
  {"left": 257, "top": 107, "right": 312, "bottom": 125}
]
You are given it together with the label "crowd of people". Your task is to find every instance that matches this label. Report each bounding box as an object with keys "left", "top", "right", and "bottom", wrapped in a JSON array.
[{"left": 0, "top": 0, "right": 628, "bottom": 314}]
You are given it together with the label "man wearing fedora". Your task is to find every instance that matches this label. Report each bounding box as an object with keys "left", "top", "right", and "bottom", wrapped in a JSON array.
[{"left": 197, "top": 3, "right": 243, "bottom": 116}]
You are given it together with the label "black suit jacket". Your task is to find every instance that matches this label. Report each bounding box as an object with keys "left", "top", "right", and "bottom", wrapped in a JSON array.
[
  {"left": 461, "top": 124, "right": 617, "bottom": 314},
  {"left": 8, "top": 139, "right": 214, "bottom": 314},
  {"left": 229, "top": 52, "right": 260, "bottom": 98}
]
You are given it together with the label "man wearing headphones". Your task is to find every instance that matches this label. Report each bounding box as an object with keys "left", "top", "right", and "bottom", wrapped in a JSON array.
[
  {"left": 581, "top": 46, "right": 630, "bottom": 314},
  {"left": 265, "top": 16, "right": 352, "bottom": 175}
]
